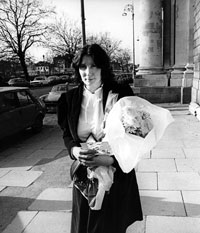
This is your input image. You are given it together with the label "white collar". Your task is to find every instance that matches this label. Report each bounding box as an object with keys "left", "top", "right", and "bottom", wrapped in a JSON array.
[{"left": 83, "top": 84, "right": 103, "bottom": 96}]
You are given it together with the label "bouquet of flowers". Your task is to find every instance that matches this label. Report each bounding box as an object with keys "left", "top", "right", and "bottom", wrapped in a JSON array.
[
  {"left": 121, "top": 107, "right": 153, "bottom": 138},
  {"left": 104, "top": 96, "right": 174, "bottom": 173}
]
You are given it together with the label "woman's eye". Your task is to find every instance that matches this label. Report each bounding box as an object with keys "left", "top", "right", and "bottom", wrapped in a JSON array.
[
  {"left": 79, "top": 64, "right": 86, "bottom": 70},
  {"left": 79, "top": 64, "right": 97, "bottom": 70}
]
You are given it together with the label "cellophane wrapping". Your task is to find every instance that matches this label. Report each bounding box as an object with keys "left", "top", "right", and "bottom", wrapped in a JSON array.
[{"left": 104, "top": 96, "right": 174, "bottom": 173}]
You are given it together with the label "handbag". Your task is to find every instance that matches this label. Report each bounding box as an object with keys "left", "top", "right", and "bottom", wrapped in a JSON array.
[{"left": 70, "top": 160, "right": 99, "bottom": 201}]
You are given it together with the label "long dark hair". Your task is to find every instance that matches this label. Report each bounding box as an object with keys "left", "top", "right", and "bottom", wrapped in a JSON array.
[{"left": 72, "top": 44, "right": 115, "bottom": 85}]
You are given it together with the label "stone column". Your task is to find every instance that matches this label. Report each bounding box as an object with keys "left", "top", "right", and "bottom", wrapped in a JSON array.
[
  {"left": 135, "top": 0, "right": 168, "bottom": 87},
  {"left": 163, "top": 0, "right": 174, "bottom": 71},
  {"left": 182, "top": 0, "right": 194, "bottom": 105},
  {"left": 170, "top": 0, "right": 191, "bottom": 87},
  {"left": 162, "top": 0, "right": 175, "bottom": 86},
  {"left": 182, "top": 0, "right": 194, "bottom": 87},
  {"left": 137, "top": 0, "right": 163, "bottom": 74}
]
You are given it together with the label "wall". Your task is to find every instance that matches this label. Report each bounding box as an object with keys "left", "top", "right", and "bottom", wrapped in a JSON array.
[{"left": 192, "top": 0, "right": 200, "bottom": 104}]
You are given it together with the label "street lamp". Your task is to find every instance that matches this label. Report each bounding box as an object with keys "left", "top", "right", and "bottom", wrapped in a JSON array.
[
  {"left": 122, "top": 2, "right": 135, "bottom": 79},
  {"left": 80, "top": 0, "right": 86, "bottom": 46}
]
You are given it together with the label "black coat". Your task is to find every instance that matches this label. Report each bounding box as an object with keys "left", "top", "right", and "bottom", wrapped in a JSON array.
[{"left": 57, "top": 82, "right": 143, "bottom": 233}]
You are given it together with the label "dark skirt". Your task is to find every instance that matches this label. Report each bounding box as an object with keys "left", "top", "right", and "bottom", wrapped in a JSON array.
[{"left": 70, "top": 166, "right": 143, "bottom": 233}]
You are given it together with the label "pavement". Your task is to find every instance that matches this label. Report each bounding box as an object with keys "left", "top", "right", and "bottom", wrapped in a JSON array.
[{"left": 1, "top": 103, "right": 200, "bottom": 233}]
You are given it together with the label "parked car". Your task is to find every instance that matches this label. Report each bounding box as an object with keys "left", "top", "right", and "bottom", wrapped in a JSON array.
[
  {"left": 0, "top": 86, "right": 46, "bottom": 140},
  {"left": 57, "top": 74, "right": 71, "bottom": 84},
  {"left": 8, "top": 78, "right": 30, "bottom": 87},
  {"left": 30, "top": 76, "right": 49, "bottom": 87},
  {"left": 39, "top": 83, "right": 69, "bottom": 112},
  {"left": 47, "top": 75, "right": 59, "bottom": 85}
]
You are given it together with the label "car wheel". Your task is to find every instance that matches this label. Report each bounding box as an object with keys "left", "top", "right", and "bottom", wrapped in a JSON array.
[{"left": 32, "top": 115, "right": 43, "bottom": 133}]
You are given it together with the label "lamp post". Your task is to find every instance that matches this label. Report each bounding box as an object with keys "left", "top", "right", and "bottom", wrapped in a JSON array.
[
  {"left": 122, "top": 2, "right": 135, "bottom": 79},
  {"left": 80, "top": 0, "right": 86, "bottom": 46}
]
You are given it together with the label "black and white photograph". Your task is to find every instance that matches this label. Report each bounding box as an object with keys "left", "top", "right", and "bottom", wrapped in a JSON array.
[{"left": 0, "top": 0, "right": 200, "bottom": 233}]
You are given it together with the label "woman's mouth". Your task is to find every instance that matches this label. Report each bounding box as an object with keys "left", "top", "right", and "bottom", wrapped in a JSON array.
[{"left": 85, "top": 78, "right": 93, "bottom": 83}]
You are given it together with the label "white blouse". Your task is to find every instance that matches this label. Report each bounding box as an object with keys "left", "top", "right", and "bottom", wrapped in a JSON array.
[{"left": 77, "top": 86, "right": 105, "bottom": 142}]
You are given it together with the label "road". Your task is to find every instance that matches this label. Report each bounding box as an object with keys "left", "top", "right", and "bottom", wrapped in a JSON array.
[{"left": 30, "top": 83, "right": 78, "bottom": 98}]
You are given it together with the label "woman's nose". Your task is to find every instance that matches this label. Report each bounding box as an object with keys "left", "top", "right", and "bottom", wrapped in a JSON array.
[{"left": 85, "top": 67, "right": 92, "bottom": 75}]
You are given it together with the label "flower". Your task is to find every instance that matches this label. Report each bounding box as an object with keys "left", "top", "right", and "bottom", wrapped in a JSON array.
[{"left": 121, "top": 106, "right": 153, "bottom": 138}]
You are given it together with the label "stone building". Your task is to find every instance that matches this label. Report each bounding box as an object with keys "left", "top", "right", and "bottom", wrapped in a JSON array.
[
  {"left": 131, "top": 0, "right": 194, "bottom": 104},
  {"left": 35, "top": 61, "right": 51, "bottom": 75},
  {"left": 191, "top": 0, "right": 200, "bottom": 119}
]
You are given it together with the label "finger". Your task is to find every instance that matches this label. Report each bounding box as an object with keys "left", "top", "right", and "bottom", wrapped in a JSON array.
[
  {"left": 80, "top": 149, "right": 97, "bottom": 155},
  {"left": 79, "top": 158, "right": 95, "bottom": 166},
  {"left": 79, "top": 154, "right": 97, "bottom": 160},
  {"left": 79, "top": 159, "right": 88, "bottom": 166},
  {"left": 79, "top": 156, "right": 92, "bottom": 161},
  {"left": 84, "top": 160, "right": 97, "bottom": 167},
  {"left": 78, "top": 155, "right": 88, "bottom": 159}
]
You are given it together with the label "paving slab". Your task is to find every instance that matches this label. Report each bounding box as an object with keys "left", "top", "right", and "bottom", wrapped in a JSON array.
[
  {"left": 0, "top": 156, "right": 6, "bottom": 162},
  {"left": 137, "top": 159, "right": 177, "bottom": 172},
  {"left": 23, "top": 211, "right": 71, "bottom": 233},
  {"left": 42, "top": 141, "right": 65, "bottom": 149},
  {"left": 140, "top": 191, "right": 186, "bottom": 216},
  {"left": 146, "top": 216, "right": 200, "bottom": 233},
  {"left": 154, "top": 139, "right": 184, "bottom": 149},
  {"left": 19, "top": 138, "right": 54, "bottom": 150},
  {"left": 126, "top": 218, "right": 146, "bottom": 233},
  {"left": 136, "top": 172, "right": 157, "bottom": 190},
  {"left": 0, "top": 148, "right": 36, "bottom": 158},
  {"left": 0, "top": 148, "right": 18, "bottom": 157},
  {"left": 28, "top": 188, "right": 72, "bottom": 211},
  {"left": 0, "top": 169, "right": 10, "bottom": 177},
  {"left": 158, "top": 172, "right": 200, "bottom": 190},
  {"left": 2, "top": 211, "right": 38, "bottom": 233},
  {"left": 68, "top": 182, "right": 73, "bottom": 188},
  {"left": 182, "top": 191, "right": 200, "bottom": 217},
  {"left": 152, "top": 148, "right": 185, "bottom": 159},
  {"left": 0, "top": 156, "right": 42, "bottom": 171},
  {"left": 0, "top": 186, "right": 6, "bottom": 192},
  {"left": 183, "top": 148, "right": 200, "bottom": 158},
  {"left": 22, "top": 134, "right": 61, "bottom": 147},
  {"left": 175, "top": 159, "right": 200, "bottom": 172},
  {"left": 182, "top": 139, "right": 200, "bottom": 148},
  {"left": 0, "top": 170, "right": 43, "bottom": 187},
  {"left": 28, "top": 149, "right": 63, "bottom": 159}
]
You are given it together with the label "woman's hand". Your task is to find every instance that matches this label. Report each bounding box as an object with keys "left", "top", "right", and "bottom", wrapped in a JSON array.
[
  {"left": 72, "top": 146, "right": 114, "bottom": 168},
  {"left": 79, "top": 149, "right": 97, "bottom": 161},
  {"left": 72, "top": 147, "right": 97, "bottom": 163},
  {"left": 79, "top": 151, "right": 114, "bottom": 168}
]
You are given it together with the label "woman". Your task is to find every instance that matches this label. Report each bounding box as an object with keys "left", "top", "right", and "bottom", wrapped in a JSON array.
[{"left": 57, "top": 44, "right": 143, "bottom": 233}]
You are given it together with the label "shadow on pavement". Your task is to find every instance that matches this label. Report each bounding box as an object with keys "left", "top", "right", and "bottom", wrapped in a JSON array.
[
  {"left": 1, "top": 195, "right": 200, "bottom": 232},
  {"left": 0, "top": 195, "right": 71, "bottom": 232},
  {"left": 0, "top": 124, "right": 55, "bottom": 152}
]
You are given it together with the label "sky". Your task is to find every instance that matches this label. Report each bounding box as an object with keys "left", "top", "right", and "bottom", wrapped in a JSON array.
[{"left": 30, "top": 0, "right": 134, "bottom": 61}]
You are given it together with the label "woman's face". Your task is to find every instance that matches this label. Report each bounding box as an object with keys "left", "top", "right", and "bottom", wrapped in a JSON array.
[{"left": 79, "top": 55, "right": 102, "bottom": 92}]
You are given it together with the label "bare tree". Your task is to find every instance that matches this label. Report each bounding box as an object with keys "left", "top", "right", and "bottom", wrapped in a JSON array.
[
  {"left": 115, "top": 48, "right": 131, "bottom": 72},
  {"left": 0, "top": 0, "right": 54, "bottom": 80},
  {"left": 44, "top": 16, "right": 82, "bottom": 65}
]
